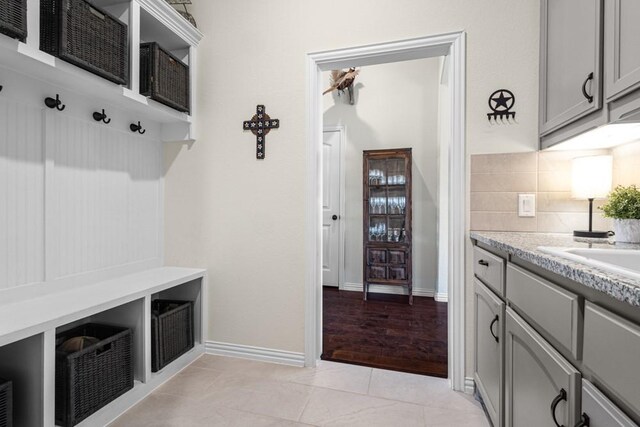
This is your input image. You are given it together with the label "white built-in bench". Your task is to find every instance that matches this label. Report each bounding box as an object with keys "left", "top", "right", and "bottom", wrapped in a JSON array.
[{"left": 0, "top": 267, "right": 206, "bottom": 427}]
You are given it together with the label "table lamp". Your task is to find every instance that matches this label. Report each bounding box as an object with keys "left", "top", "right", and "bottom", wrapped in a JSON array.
[{"left": 571, "top": 155, "right": 613, "bottom": 238}]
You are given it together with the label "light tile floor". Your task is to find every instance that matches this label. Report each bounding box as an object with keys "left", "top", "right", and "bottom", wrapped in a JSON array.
[{"left": 111, "top": 355, "right": 490, "bottom": 427}]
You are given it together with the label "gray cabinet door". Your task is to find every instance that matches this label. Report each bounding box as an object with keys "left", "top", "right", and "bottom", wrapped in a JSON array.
[
  {"left": 583, "top": 302, "right": 640, "bottom": 420},
  {"left": 505, "top": 308, "right": 581, "bottom": 427},
  {"left": 474, "top": 279, "right": 504, "bottom": 427},
  {"left": 580, "top": 379, "right": 637, "bottom": 427},
  {"left": 540, "top": 0, "right": 603, "bottom": 135},
  {"left": 605, "top": 0, "right": 640, "bottom": 101}
]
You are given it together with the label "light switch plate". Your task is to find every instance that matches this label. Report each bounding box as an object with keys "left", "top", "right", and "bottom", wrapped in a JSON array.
[{"left": 518, "top": 194, "right": 536, "bottom": 217}]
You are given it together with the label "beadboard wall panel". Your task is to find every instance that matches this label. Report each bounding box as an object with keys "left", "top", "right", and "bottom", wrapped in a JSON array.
[
  {"left": 0, "top": 96, "right": 162, "bottom": 293},
  {"left": 0, "top": 99, "right": 45, "bottom": 290},
  {"left": 46, "top": 112, "right": 162, "bottom": 281}
]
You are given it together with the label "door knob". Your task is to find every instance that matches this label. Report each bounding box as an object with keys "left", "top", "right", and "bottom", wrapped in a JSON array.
[{"left": 332, "top": 215, "right": 338, "bottom": 220}]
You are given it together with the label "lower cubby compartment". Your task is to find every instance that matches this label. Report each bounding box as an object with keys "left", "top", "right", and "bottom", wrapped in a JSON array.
[
  {"left": 55, "top": 324, "right": 133, "bottom": 427},
  {"left": 0, "top": 377, "right": 11, "bottom": 427},
  {"left": 0, "top": 334, "right": 44, "bottom": 427},
  {"left": 55, "top": 299, "right": 145, "bottom": 426},
  {"left": 0, "top": 377, "right": 10, "bottom": 427},
  {"left": 151, "top": 299, "right": 194, "bottom": 372},
  {"left": 150, "top": 278, "right": 203, "bottom": 374}
]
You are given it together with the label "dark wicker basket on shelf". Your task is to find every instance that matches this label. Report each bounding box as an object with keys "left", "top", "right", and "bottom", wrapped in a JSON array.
[
  {"left": 0, "top": 0, "right": 27, "bottom": 42},
  {"left": 140, "top": 42, "right": 190, "bottom": 113},
  {"left": 40, "top": 0, "right": 128, "bottom": 85},
  {"left": 0, "top": 378, "right": 12, "bottom": 427},
  {"left": 151, "top": 299, "right": 194, "bottom": 372},
  {"left": 55, "top": 323, "right": 133, "bottom": 427}
]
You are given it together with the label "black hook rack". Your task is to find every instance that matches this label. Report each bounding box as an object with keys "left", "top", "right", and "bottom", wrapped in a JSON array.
[
  {"left": 130, "top": 121, "right": 146, "bottom": 134},
  {"left": 45, "top": 94, "right": 66, "bottom": 111},
  {"left": 93, "top": 109, "right": 111, "bottom": 124}
]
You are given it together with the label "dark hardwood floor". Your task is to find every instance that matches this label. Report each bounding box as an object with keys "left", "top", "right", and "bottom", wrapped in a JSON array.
[{"left": 322, "top": 286, "right": 448, "bottom": 378}]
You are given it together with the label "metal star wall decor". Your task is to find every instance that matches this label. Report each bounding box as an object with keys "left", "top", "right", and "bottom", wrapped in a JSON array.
[
  {"left": 242, "top": 105, "right": 280, "bottom": 159},
  {"left": 487, "top": 89, "right": 516, "bottom": 122}
]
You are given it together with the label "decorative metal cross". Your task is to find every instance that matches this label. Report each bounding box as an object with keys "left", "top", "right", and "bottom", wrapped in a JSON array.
[{"left": 242, "top": 105, "right": 280, "bottom": 159}]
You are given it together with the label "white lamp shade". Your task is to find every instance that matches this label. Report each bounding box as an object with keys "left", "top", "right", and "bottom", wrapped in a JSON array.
[{"left": 571, "top": 155, "right": 613, "bottom": 199}]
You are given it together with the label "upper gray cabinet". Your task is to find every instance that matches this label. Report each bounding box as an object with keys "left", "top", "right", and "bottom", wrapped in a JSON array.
[
  {"left": 605, "top": 0, "right": 640, "bottom": 101},
  {"left": 540, "top": 0, "right": 640, "bottom": 149},
  {"left": 539, "top": 0, "right": 603, "bottom": 136}
]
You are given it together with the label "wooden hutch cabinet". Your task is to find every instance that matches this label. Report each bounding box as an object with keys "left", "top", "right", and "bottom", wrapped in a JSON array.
[{"left": 363, "top": 148, "right": 413, "bottom": 304}]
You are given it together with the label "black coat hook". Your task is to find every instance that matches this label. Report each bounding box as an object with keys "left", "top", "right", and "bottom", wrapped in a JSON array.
[
  {"left": 130, "top": 121, "right": 146, "bottom": 134},
  {"left": 45, "top": 94, "right": 66, "bottom": 111},
  {"left": 93, "top": 109, "right": 111, "bottom": 124},
  {"left": 0, "top": 85, "right": 3, "bottom": 93}
]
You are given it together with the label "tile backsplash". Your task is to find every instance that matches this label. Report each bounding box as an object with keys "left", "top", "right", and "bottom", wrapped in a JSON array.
[{"left": 470, "top": 141, "right": 640, "bottom": 233}]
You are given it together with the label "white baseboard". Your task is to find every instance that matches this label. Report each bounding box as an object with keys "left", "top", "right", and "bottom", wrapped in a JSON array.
[
  {"left": 413, "top": 288, "right": 435, "bottom": 297},
  {"left": 465, "top": 376, "right": 475, "bottom": 394},
  {"left": 341, "top": 282, "right": 436, "bottom": 298},
  {"left": 435, "top": 292, "right": 449, "bottom": 303},
  {"left": 205, "top": 341, "right": 305, "bottom": 367}
]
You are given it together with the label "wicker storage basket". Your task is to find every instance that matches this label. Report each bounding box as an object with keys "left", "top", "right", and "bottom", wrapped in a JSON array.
[
  {"left": 40, "top": 0, "right": 128, "bottom": 85},
  {"left": 0, "top": 0, "right": 27, "bottom": 42},
  {"left": 140, "top": 42, "right": 190, "bottom": 113},
  {"left": 151, "top": 300, "right": 194, "bottom": 372},
  {"left": 55, "top": 323, "right": 133, "bottom": 427},
  {"left": 0, "top": 378, "right": 12, "bottom": 427}
]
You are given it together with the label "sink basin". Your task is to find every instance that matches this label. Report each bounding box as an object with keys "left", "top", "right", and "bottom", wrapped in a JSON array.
[{"left": 538, "top": 247, "right": 640, "bottom": 281}]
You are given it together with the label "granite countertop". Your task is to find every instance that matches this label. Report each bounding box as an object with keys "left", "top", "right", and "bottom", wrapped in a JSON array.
[{"left": 470, "top": 231, "right": 640, "bottom": 307}]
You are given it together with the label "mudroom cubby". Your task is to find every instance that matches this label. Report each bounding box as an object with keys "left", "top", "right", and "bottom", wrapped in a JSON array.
[
  {"left": 0, "top": 269, "right": 206, "bottom": 427},
  {"left": 0, "top": 334, "right": 45, "bottom": 427},
  {"left": 0, "top": 1, "right": 205, "bottom": 421},
  {"left": 55, "top": 299, "right": 146, "bottom": 383},
  {"left": 0, "top": 0, "right": 202, "bottom": 142},
  {"left": 151, "top": 279, "right": 203, "bottom": 349}
]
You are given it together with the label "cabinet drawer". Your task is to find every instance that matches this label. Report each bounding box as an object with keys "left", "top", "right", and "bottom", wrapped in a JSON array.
[
  {"left": 367, "top": 249, "right": 407, "bottom": 265},
  {"left": 388, "top": 250, "right": 406, "bottom": 265},
  {"left": 506, "top": 264, "right": 582, "bottom": 359},
  {"left": 473, "top": 246, "right": 505, "bottom": 297},
  {"left": 388, "top": 266, "right": 407, "bottom": 281},
  {"left": 367, "top": 265, "right": 386, "bottom": 280},
  {"left": 367, "top": 249, "right": 387, "bottom": 264},
  {"left": 583, "top": 302, "right": 640, "bottom": 420},
  {"left": 581, "top": 379, "right": 637, "bottom": 427}
]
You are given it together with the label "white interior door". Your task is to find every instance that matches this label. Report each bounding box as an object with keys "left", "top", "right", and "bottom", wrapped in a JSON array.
[{"left": 322, "top": 129, "right": 341, "bottom": 287}]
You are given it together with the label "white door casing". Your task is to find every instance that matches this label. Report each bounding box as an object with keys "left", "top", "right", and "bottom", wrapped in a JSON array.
[
  {"left": 322, "top": 129, "right": 341, "bottom": 287},
  {"left": 305, "top": 32, "right": 467, "bottom": 392}
]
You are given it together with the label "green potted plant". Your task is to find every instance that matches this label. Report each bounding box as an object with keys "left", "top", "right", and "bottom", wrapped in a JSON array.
[{"left": 600, "top": 184, "right": 640, "bottom": 243}]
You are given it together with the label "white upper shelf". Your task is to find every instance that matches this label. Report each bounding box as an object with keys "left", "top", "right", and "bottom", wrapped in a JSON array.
[
  {"left": 0, "top": 0, "right": 202, "bottom": 136},
  {"left": 138, "top": 0, "right": 202, "bottom": 48}
]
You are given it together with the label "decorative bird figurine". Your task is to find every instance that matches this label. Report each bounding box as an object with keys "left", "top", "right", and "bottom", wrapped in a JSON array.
[
  {"left": 166, "top": 0, "right": 197, "bottom": 27},
  {"left": 323, "top": 68, "right": 360, "bottom": 104}
]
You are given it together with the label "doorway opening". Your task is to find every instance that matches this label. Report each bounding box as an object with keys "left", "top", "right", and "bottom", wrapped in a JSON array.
[
  {"left": 305, "top": 33, "right": 467, "bottom": 391},
  {"left": 320, "top": 57, "right": 448, "bottom": 377}
]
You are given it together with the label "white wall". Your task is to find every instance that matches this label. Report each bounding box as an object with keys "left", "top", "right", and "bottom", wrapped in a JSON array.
[
  {"left": 322, "top": 58, "right": 441, "bottom": 296},
  {"left": 437, "top": 57, "right": 451, "bottom": 300},
  {"left": 166, "top": 0, "right": 540, "bottom": 369}
]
